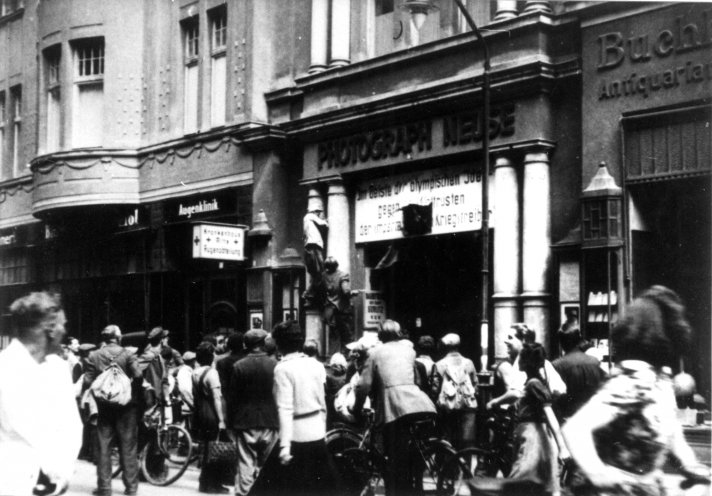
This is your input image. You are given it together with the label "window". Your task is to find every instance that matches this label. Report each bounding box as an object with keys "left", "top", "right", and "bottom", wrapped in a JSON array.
[
  {"left": 183, "top": 18, "right": 199, "bottom": 134},
  {"left": 10, "top": 86, "right": 21, "bottom": 176},
  {"left": 0, "top": 93, "right": 5, "bottom": 175},
  {"left": 210, "top": 8, "right": 227, "bottom": 127},
  {"left": 45, "top": 47, "right": 61, "bottom": 152},
  {"left": 1, "top": 0, "right": 23, "bottom": 17},
  {"left": 72, "top": 38, "right": 104, "bottom": 148},
  {"left": 0, "top": 248, "right": 29, "bottom": 286}
]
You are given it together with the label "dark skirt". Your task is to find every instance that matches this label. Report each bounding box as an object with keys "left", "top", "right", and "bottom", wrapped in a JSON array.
[{"left": 249, "top": 438, "right": 339, "bottom": 496}]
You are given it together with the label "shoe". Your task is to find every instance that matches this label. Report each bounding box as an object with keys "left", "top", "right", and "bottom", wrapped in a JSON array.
[
  {"left": 92, "top": 490, "right": 111, "bottom": 496},
  {"left": 124, "top": 490, "right": 137, "bottom": 495}
]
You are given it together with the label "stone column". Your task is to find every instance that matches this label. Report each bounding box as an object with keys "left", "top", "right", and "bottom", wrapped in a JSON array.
[
  {"left": 492, "top": 155, "right": 520, "bottom": 360},
  {"left": 521, "top": 149, "right": 551, "bottom": 349},
  {"left": 523, "top": 1, "right": 552, "bottom": 14},
  {"left": 326, "top": 180, "right": 350, "bottom": 274},
  {"left": 309, "top": 0, "right": 329, "bottom": 73},
  {"left": 493, "top": 1, "right": 518, "bottom": 20},
  {"left": 329, "top": 0, "right": 351, "bottom": 67}
]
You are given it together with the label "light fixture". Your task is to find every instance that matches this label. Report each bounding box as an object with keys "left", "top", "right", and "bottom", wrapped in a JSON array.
[
  {"left": 248, "top": 209, "right": 273, "bottom": 238},
  {"left": 401, "top": 0, "right": 438, "bottom": 31}
]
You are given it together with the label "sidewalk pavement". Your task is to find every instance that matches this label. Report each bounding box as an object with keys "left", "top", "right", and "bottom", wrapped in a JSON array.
[{"left": 67, "top": 460, "right": 205, "bottom": 496}]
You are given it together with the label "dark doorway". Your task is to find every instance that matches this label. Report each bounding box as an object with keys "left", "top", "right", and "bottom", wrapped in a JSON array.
[
  {"left": 629, "top": 176, "right": 711, "bottom": 400},
  {"left": 368, "top": 232, "right": 484, "bottom": 362}
]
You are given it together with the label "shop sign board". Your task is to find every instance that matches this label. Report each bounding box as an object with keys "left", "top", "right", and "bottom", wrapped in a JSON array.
[
  {"left": 363, "top": 291, "right": 386, "bottom": 329},
  {"left": 355, "top": 165, "right": 484, "bottom": 243},
  {"left": 164, "top": 189, "right": 239, "bottom": 224},
  {"left": 192, "top": 223, "right": 246, "bottom": 261}
]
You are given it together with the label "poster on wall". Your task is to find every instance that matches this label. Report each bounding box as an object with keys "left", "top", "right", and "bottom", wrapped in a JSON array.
[
  {"left": 363, "top": 291, "right": 386, "bottom": 329},
  {"left": 354, "top": 165, "right": 487, "bottom": 243},
  {"left": 250, "top": 310, "right": 264, "bottom": 330}
]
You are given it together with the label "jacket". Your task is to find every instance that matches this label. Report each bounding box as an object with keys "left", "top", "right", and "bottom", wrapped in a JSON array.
[
  {"left": 84, "top": 343, "right": 143, "bottom": 404},
  {"left": 355, "top": 340, "right": 436, "bottom": 425},
  {"left": 229, "top": 352, "right": 279, "bottom": 430}
]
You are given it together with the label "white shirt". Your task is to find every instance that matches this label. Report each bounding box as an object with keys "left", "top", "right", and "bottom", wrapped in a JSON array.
[
  {"left": 0, "top": 339, "right": 82, "bottom": 495},
  {"left": 176, "top": 364, "right": 194, "bottom": 412},
  {"left": 273, "top": 352, "right": 327, "bottom": 449},
  {"left": 303, "top": 212, "right": 328, "bottom": 248}
]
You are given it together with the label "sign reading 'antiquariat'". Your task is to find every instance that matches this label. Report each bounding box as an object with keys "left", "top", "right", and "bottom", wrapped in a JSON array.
[
  {"left": 355, "top": 165, "right": 487, "bottom": 243},
  {"left": 315, "top": 104, "right": 515, "bottom": 171},
  {"left": 594, "top": 5, "right": 711, "bottom": 101}
]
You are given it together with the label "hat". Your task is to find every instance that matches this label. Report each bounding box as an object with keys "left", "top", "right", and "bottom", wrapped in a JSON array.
[
  {"left": 441, "top": 333, "right": 461, "bottom": 347},
  {"left": 78, "top": 343, "right": 97, "bottom": 352},
  {"left": 182, "top": 351, "right": 196, "bottom": 362},
  {"left": 244, "top": 329, "right": 268, "bottom": 348},
  {"left": 329, "top": 352, "right": 348, "bottom": 369},
  {"left": 346, "top": 332, "right": 380, "bottom": 352},
  {"left": 147, "top": 326, "right": 168, "bottom": 340}
]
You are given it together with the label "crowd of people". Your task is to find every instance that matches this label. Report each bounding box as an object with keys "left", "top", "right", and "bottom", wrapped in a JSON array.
[{"left": 0, "top": 285, "right": 709, "bottom": 496}]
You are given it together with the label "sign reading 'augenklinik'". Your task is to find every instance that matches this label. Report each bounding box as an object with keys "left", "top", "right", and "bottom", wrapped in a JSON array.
[{"left": 355, "top": 165, "right": 486, "bottom": 243}]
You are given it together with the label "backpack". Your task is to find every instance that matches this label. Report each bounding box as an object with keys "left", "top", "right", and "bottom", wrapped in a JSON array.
[
  {"left": 437, "top": 365, "right": 477, "bottom": 411},
  {"left": 91, "top": 351, "right": 132, "bottom": 406}
]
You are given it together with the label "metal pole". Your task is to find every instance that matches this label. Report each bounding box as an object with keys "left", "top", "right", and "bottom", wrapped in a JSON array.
[{"left": 452, "top": 0, "right": 491, "bottom": 369}]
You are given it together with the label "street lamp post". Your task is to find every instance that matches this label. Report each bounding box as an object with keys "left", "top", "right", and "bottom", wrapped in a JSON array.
[{"left": 402, "top": 0, "right": 491, "bottom": 370}]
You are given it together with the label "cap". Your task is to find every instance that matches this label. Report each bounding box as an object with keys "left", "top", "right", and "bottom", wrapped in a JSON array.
[
  {"left": 441, "top": 333, "right": 461, "bottom": 347},
  {"left": 182, "top": 351, "right": 196, "bottom": 362},
  {"left": 147, "top": 326, "right": 168, "bottom": 340},
  {"left": 244, "top": 329, "right": 268, "bottom": 348}
]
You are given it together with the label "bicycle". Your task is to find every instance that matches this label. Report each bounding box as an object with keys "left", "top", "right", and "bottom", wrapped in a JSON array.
[
  {"left": 111, "top": 403, "right": 195, "bottom": 486},
  {"left": 326, "top": 410, "right": 457, "bottom": 496}
]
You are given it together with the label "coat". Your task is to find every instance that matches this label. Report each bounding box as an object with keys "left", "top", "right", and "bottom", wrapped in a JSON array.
[{"left": 355, "top": 340, "right": 436, "bottom": 425}]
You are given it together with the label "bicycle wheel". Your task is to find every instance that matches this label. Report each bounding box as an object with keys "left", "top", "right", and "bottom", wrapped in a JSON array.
[
  {"left": 140, "top": 425, "right": 193, "bottom": 486},
  {"left": 326, "top": 428, "right": 363, "bottom": 459},
  {"left": 338, "top": 447, "right": 385, "bottom": 496},
  {"left": 411, "top": 438, "right": 457, "bottom": 495},
  {"left": 436, "top": 447, "right": 500, "bottom": 496},
  {"left": 111, "top": 441, "right": 122, "bottom": 479}
]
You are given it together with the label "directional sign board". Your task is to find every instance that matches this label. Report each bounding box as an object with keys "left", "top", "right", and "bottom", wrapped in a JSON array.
[{"left": 192, "top": 223, "right": 246, "bottom": 261}]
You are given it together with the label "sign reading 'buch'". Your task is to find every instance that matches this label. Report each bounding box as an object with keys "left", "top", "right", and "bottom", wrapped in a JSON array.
[
  {"left": 355, "top": 166, "right": 484, "bottom": 243},
  {"left": 192, "top": 223, "right": 246, "bottom": 261}
]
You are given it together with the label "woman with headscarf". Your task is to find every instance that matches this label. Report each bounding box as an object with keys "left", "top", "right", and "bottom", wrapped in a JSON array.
[{"left": 563, "top": 286, "right": 709, "bottom": 495}]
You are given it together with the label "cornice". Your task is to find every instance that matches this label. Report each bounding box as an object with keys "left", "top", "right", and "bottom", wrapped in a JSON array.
[{"left": 278, "top": 58, "right": 580, "bottom": 141}]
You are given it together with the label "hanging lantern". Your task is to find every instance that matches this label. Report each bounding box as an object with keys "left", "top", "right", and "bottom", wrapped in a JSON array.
[{"left": 581, "top": 161, "right": 623, "bottom": 248}]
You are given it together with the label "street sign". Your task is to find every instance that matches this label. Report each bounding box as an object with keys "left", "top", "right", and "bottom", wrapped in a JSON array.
[{"left": 192, "top": 223, "right": 246, "bottom": 261}]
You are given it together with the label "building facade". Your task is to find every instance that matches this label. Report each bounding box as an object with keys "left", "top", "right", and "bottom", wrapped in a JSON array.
[{"left": 0, "top": 0, "right": 709, "bottom": 399}]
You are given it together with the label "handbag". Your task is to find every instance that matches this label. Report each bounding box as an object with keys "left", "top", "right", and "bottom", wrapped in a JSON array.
[{"left": 206, "top": 429, "right": 237, "bottom": 464}]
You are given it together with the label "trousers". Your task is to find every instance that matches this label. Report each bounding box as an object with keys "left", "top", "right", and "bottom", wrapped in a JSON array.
[
  {"left": 234, "top": 428, "right": 278, "bottom": 496},
  {"left": 96, "top": 403, "right": 140, "bottom": 495}
]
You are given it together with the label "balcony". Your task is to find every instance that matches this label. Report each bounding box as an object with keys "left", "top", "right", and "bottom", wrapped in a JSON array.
[{"left": 30, "top": 149, "right": 140, "bottom": 217}]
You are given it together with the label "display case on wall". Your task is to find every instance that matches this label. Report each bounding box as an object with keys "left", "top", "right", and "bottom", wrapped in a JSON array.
[{"left": 580, "top": 162, "right": 624, "bottom": 363}]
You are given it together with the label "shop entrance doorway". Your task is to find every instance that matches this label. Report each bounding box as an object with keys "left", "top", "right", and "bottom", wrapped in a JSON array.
[
  {"left": 629, "top": 177, "right": 711, "bottom": 399},
  {"left": 368, "top": 232, "right": 484, "bottom": 362}
]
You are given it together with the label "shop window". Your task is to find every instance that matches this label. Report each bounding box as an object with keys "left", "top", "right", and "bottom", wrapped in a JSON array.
[
  {"left": 183, "top": 17, "right": 199, "bottom": 134},
  {"left": 210, "top": 7, "right": 227, "bottom": 128},
  {"left": 45, "top": 46, "right": 61, "bottom": 152},
  {"left": 72, "top": 38, "right": 104, "bottom": 148},
  {"left": 10, "top": 86, "right": 21, "bottom": 177},
  {"left": 0, "top": 248, "right": 29, "bottom": 286}
]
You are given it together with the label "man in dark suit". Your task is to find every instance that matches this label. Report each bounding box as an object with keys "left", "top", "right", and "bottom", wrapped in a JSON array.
[
  {"left": 228, "top": 329, "right": 278, "bottom": 496},
  {"left": 552, "top": 325, "right": 606, "bottom": 422},
  {"left": 84, "top": 325, "right": 143, "bottom": 496}
]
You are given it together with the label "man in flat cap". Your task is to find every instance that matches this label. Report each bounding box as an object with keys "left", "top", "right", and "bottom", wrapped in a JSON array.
[
  {"left": 138, "top": 326, "right": 168, "bottom": 406},
  {"left": 84, "top": 325, "right": 143, "bottom": 496},
  {"left": 228, "top": 329, "right": 278, "bottom": 496}
]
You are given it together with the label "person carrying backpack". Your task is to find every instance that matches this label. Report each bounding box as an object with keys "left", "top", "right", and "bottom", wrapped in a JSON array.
[
  {"left": 431, "top": 333, "right": 478, "bottom": 450},
  {"left": 83, "top": 325, "right": 143, "bottom": 496}
]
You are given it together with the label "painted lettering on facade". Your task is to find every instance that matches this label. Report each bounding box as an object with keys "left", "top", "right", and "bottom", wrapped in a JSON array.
[
  {"left": 317, "top": 105, "right": 515, "bottom": 171},
  {"left": 597, "top": 9, "right": 712, "bottom": 99},
  {"left": 178, "top": 199, "right": 219, "bottom": 218}
]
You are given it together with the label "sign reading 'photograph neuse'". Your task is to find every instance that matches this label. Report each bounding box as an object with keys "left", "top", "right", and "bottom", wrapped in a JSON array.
[
  {"left": 355, "top": 165, "right": 484, "bottom": 243},
  {"left": 192, "top": 223, "right": 246, "bottom": 261}
]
